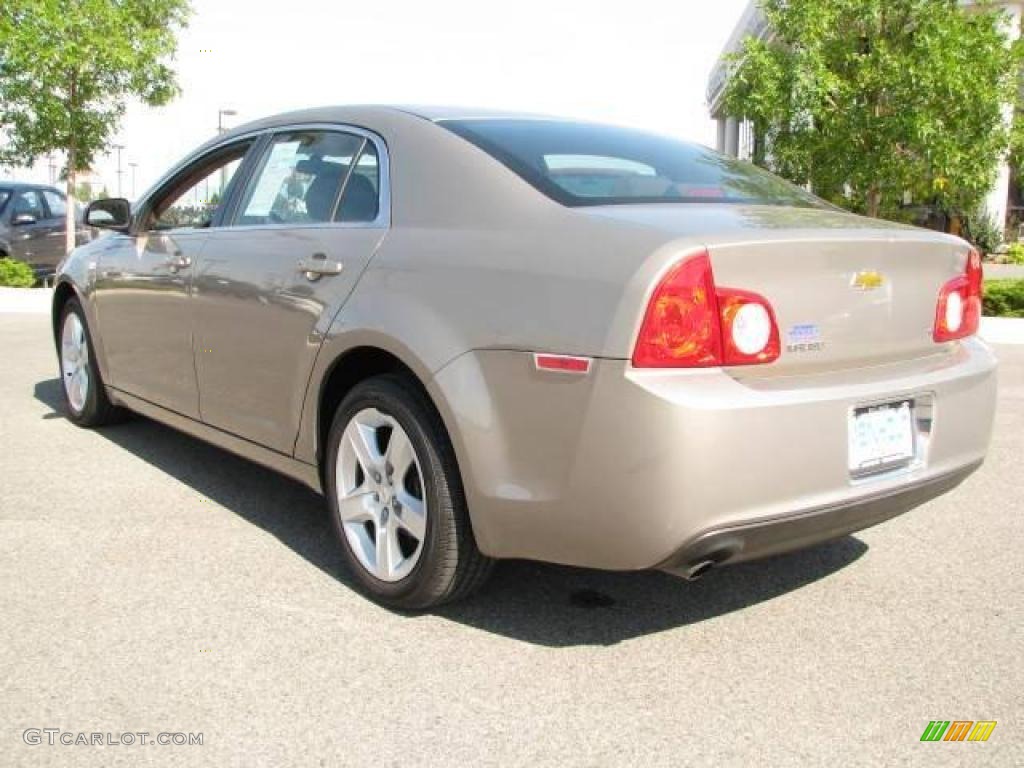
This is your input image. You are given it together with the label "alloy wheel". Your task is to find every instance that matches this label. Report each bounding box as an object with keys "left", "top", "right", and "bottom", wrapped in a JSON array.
[
  {"left": 61, "top": 311, "right": 90, "bottom": 414},
  {"left": 335, "top": 407, "right": 428, "bottom": 582}
]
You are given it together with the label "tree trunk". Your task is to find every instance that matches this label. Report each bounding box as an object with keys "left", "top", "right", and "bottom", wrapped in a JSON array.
[
  {"left": 65, "top": 149, "right": 77, "bottom": 256},
  {"left": 866, "top": 186, "right": 882, "bottom": 219},
  {"left": 65, "top": 71, "right": 77, "bottom": 256}
]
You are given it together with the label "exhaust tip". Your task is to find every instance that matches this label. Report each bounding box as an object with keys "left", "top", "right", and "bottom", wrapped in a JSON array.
[
  {"left": 677, "top": 547, "right": 737, "bottom": 581},
  {"left": 682, "top": 560, "right": 716, "bottom": 581}
]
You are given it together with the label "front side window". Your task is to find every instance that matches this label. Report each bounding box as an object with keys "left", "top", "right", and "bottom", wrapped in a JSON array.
[
  {"left": 235, "top": 130, "right": 382, "bottom": 226},
  {"left": 13, "top": 190, "right": 44, "bottom": 220},
  {"left": 148, "top": 144, "right": 251, "bottom": 231},
  {"left": 41, "top": 189, "right": 67, "bottom": 219},
  {"left": 442, "top": 119, "right": 825, "bottom": 208}
]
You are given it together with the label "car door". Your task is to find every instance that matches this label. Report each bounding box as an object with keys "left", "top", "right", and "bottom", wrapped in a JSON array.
[
  {"left": 93, "top": 140, "right": 259, "bottom": 418},
  {"left": 38, "top": 188, "right": 72, "bottom": 270},
  {"left": 192, "top": 126, "right": 388, "bottom": 453},
  {"left": 7, "top": 189, "right": 51, "bottom": 269}
]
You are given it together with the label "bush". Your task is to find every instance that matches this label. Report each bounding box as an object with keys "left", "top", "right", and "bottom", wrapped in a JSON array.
[
  {"left": 966, "top": 209, "right": 1004, "bottom": 256},
  {"left": 0, "top": 258, "right": 36, "bottom": 288},
  {"left": 983, "top": 279, "right": 1024, "bottom": 318},
  {"left": 1006, "top": 242, "right": 1024, "bottom": 265}
]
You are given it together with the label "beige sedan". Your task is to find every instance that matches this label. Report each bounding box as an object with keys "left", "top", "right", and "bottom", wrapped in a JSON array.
[{"left": 52, "top": 107, "right": 996, "bottom": 609}]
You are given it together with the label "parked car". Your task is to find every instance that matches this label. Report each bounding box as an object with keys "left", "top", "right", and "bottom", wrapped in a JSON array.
[
  {"left": 0, "top": 182, "right": 90, "bottom": 277},
  {"left": 52, "top": 107, "right": 997, "bottom": 609}
]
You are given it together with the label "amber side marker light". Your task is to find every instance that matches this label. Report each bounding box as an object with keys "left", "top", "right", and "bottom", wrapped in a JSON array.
[{"left": 534, "top": 354, "right": 592, "bottom": 374}]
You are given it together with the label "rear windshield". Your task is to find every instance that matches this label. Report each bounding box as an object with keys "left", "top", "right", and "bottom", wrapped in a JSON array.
[
  {"left": 0, "top": 189, "right": 10, "bottom": 215},
  {"left": 442, "top": 119, "right": 824, "bottom": 209}
]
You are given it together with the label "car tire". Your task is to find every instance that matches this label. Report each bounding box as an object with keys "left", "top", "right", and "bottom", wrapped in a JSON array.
[
  {"left": 325, "top": 374, "right": 493, "bottom": 610},
  {"left": 58, "top": 298, "right": 123, "bottom": 427}
]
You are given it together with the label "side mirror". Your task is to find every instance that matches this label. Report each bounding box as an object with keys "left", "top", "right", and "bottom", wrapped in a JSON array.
[
  {"left": 85, "top": 198, "right": 131, "bottom": 230},
  {"left": 11, "top": 213, "right": 37, "bottom": 226}
]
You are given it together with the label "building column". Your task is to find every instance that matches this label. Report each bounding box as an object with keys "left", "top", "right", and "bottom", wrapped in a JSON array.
[
  {"left": 715, "top": 118, "right": 727, "bottom": 153},
  {"left": 985, "top": 2, "right": 1022, "bottom": 231},
  {"left": 725, "top": 117, "right": 740, "bottom": 158}
]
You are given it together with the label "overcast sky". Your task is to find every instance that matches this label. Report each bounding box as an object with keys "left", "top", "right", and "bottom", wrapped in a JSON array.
[{"left": 8, "top": 0, "right": 749, "bottom": 196}]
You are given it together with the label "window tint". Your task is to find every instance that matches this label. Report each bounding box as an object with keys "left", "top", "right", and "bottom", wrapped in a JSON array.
[
  {"left": 12, "top": 190, "right": 44, "bottom": 219},
  {"left": 150, "top": 144, "right": 250, "bottom": 231},
  {"left": 41, "top": 189, "right": 67, "bottom": 218},
  {"left": 0, "top": 190, "right": 10, "bottom": 216},
  {"left": 443, "top": 119, "right": 825, "bottom": 208},
  {"left": 336, "top": 141, "right": 380, "bottom": 223},
  {"left": 237, "top": 131, "right": 365, "bottom": 226}
]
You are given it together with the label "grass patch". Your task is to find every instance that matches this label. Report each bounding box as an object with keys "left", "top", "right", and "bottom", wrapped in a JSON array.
[{"left": 984, "top": 279, "right": 1024, "bottom": 318}]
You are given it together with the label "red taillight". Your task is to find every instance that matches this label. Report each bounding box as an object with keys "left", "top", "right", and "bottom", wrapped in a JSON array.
[
  {"left": 933, "top": 249, "right": 982, "bottom": 343},
  {"left": 632, "top": 250, "right": 780, "bottom": 368}
]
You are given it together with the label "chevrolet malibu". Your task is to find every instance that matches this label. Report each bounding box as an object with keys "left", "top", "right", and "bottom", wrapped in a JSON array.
[{"left": 52, "top": 106, "right": 997, "bottom": 609}]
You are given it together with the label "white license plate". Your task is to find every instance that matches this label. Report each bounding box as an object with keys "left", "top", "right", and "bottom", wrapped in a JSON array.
[{"left": 848, "top": 400, "right": 915, "bottom": 475}]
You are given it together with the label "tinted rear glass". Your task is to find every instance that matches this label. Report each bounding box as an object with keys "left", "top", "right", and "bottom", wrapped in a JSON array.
[
  {"left": 442, "top": 119, "right": 824, "bottom": 209},
  {"left": 0, "top": 189, "right": 9, "bottom": 215}
]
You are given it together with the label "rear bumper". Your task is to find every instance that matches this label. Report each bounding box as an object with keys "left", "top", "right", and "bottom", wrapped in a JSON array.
[
  {"left": 658, "top": 460, "right": 981, "bottom": 577},
  {"left": 432, "top": 338, "right": 997, "bottom": 570}
]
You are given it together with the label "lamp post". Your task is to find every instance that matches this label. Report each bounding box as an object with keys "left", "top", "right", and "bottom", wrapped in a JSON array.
[
  {"left": 111, "top": 143, "right": 125, "bottom": 197},
  {"left": 128, "top": 162, "right": 138, "bottom": 199},
  {"left": 217, "top": 108, "right": 237, "bottom": 134},
  {"left": 216, "top": 109, "right": 238, "bottom": 197}
]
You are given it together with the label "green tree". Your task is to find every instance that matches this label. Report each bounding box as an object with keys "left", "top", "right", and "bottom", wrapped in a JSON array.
[
  {"left": 0, "top": 0, "right": 190, "bottom": 253},
  {"left": 722, "top": 0, "right": 1023, "bottom": 219},
  {"left": 74, "top": 181, "right": 93, "bottom": 203}
]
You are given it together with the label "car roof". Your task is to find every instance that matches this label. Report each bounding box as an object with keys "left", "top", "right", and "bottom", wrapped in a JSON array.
[
  {"left": 0, "top": 181, "right": 61, "bottom": 193},
  {"left": 216, "top": 104, "right": 561, "bottom": 140}
]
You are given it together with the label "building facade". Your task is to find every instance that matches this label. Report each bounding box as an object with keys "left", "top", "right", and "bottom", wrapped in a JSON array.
[{"left": 708, "top": 1, "right": 1023, "bottom": 232}]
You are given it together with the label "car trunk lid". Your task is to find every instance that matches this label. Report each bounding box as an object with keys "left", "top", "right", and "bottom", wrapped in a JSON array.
[{"left": 579, "top": 204, "right": 972, "bottom": 372}]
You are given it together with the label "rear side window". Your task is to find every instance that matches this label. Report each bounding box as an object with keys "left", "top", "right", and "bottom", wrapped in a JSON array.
[
  {"left": 336, "top": 141, "right": 380, "bottom": 223},
  {"left": 442, "top": 119, "right": 824, "bottom": 208},
  {"left": 0, "top": 190, "right": 10, "bottom": 215},
  {"left": 235, "top": 130, "right": 380, "bottom": 226}
]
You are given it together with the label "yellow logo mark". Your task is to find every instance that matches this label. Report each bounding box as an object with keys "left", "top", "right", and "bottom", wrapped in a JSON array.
[
  {"left": 968, "top": 721, "right": 997, "bottom": 742},
  {"left": 851, "top": 270, "right": 885, "bottom": 290}
]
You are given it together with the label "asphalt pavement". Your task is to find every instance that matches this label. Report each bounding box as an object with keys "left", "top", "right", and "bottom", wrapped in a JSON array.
[{"left": 1, "top": 309, "right": 1021, "bottom": 767}]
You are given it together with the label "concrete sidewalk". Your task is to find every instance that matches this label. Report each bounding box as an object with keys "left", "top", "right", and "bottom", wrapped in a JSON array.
[
  {"left": 985, "top": 263, "right": 1024, "bottom": 281},
  {"left": 0, "top": 287, "right": 52, "bottom": 314}
]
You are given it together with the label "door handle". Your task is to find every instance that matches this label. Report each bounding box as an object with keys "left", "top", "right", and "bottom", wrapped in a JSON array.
[
  {"left": 165, "top": 253, "right": 191, "bottom": 272},
  {"left": 297, "top": 253, "right": 343, "bottom": 280}
]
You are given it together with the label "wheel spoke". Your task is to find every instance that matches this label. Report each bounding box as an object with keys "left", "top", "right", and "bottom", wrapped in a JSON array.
[
  {"left": 387, "top": 427, "right": 416, "bottom": 479},
  {"left": 337, "top": 490, "right": 375, "bottom": 524},
  {"left": 396, "top": 488, "right": 426, "bottom": 540},
  {"left": 77, "top": 369, "right": 88, "bottom": 407},
  {"left": 345, "top": 420, "right": 384, "bottom": 476},
  {"left": 375, "top": 519, "right": 400, "bottom": 578}
]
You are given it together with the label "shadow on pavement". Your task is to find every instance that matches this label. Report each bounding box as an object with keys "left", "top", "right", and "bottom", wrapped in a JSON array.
[{"left": 35, "top": 377, "right": 867, "bottom": 647}]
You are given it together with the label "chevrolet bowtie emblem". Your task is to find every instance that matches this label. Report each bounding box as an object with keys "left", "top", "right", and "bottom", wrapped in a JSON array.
[{"left": 851, "top": 270, "right": 885, "bottom": 290}]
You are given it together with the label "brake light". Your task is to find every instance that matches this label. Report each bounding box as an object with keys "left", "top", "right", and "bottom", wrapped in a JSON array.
[
  {"left": 632, "top": 250, "right": 780, "bottom": 368},
  {"left": 933, "top": 250, "right": 982, "bottom": 342}
]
